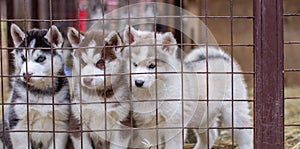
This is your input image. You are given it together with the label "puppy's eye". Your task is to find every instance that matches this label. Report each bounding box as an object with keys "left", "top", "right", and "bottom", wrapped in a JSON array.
[
  {"left": 21, "top": 55, "right": 26, "bottom": 61},
  {"left": 133, "top": 62, "right": 138, "bottom": 67},
  {"left": 96, "top": 59, "right": 105, "bottom": 69},
  {"left": 148, "top": 63, "right": 156, "bottom": 69},
  {"left": 36, "top": 56, "right": 46, "bottom": 63}
]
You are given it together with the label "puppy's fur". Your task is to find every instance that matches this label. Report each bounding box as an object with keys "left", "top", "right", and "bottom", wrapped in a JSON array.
[
  {"left": 0, "top": 120, "right": 12, "bottom": 149},
  {"left": 123, "top": 32, "right": 203, "bottom": 149},
  {"left": 8, "top": 24, "right": 71, "bottom": 149},
  {"left": 184, "top": 47, "right": 253, "bottom": 149},
  {"left": 68, "top": 28, "right": 132, "bottom": 149},
  {"left": 123, "top": 26, "right": 253, "bottom": 149},
  {"left": 123, "top": 25, "right": 163, "bottom": 45}
]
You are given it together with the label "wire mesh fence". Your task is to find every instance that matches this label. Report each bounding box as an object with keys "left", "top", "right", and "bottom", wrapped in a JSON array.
[{"left": 0, "top": 0, "right": 297, "bottom": 149}]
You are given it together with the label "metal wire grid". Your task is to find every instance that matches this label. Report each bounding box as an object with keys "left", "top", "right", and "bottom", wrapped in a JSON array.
[
  {"left": 3, "top": 1, "right": 254, "bottom": 149},
  {"left": 2, "top": 0, "right": 293, "bottom": 148},
  {"left": 283, "top": 1, "right": 300, "bottom": 148}
]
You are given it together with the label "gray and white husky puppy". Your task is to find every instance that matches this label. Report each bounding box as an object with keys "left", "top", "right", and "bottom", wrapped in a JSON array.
[
  {"left": 123, "top": 26, "right": 253, "bottom": 149},
  {"left": 67, "top": 28, "right": 132, "bottom": 149},
  {"left": 8, "top": 24, "right": 71, "bottom": 149}
]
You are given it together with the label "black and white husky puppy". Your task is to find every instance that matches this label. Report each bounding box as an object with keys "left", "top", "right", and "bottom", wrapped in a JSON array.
[
  {"left": 67, "top": 28, "right": 132, "bottom": 149},
  {"left": 7, "top": 24, "right": 71, "bottom": 149}
]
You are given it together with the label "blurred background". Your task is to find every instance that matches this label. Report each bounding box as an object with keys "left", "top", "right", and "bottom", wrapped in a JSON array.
[
  {"left": 1, "top": 0, "right": 300, "bottom": 87},
  {"left": 0, "top": 0, "right": 299, "bottom": 148}
]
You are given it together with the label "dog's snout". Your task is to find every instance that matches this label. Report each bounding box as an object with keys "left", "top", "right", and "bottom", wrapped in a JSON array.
[
  {"left": 23, "top": 72, "right": 33, "bottom": 81},
  {"left": 135, "top": 80, "right": 144, "bottom": 87},
  {"left": 83, "top": 78, "right": 93, "bottom": 85}
]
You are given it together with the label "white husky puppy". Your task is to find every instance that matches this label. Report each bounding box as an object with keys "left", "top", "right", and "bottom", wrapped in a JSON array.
[
  {"left": 67, "top": 28, "right": 132, "bottom": 149},
  {"left": 184, "top": 47, "right": 253, "bottom": 149},
  {"left": 8, "top": 24, "right": 71, "bottom": 149},
  {"left": 123, "top": 32, "right": 204, "bottom": 149},
  {"left": 123, "top": 26, "right": 253, "bottom": 149}
]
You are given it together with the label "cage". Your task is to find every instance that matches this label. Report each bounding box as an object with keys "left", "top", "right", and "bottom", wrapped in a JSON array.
[{"left": 0, "top": 0, "right": 298, "bottom": 149}]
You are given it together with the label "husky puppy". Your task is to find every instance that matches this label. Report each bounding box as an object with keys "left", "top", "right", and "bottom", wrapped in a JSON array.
[
  {"left": 8, "top": 24, "right": 71, "bottom": 149},
  {"left": 123, "top": 26, "right": 212, "bottom": 149},
  {"left": 123, "top": 27, "right": 253, "bottom": 149},
  {"left": 184, "top": 47, "right": 253, "bottom": 149},
  {"left": 67, "top": 28, "right": 132, "bottom": 149},
  {"left": 123, "top": 32, "right": 203, "bottom": 149}
]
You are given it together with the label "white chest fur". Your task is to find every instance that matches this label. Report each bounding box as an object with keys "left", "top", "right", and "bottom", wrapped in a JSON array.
[
  {"left": 12, "top": 86, "right": 70, "bottom": 131},
  {"left": 71, "top": 90, "right": 130, "bottom": 142}
]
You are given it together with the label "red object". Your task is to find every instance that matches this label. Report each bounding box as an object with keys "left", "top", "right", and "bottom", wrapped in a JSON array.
[{"left": 75, "top": 9, "right": 88, "bottom": 32}]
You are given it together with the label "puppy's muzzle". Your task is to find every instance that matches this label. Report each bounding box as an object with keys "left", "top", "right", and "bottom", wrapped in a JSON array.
[
  {"left": 135, "top": 80, "right": 144, "bottom": 87},
  {"left": 23, "top": 72, "right": 33, "bottom": 82},
  {"left": 83, "top": 78, "right": 93, "bottom": 86}
]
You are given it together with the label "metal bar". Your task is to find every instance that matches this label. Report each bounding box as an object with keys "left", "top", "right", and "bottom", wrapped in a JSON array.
[
  {"left": 204, "top": 0, "right": 210, "bottom": 148},
  {"left": 284, "top": 41, "right": 300, "bottom": 44},
  {"left": 283, "top": 13, "right": 300, "bottom": 16},
  {"left": 74, "top": 1, "right": 84, "bottom": 148},
  {"left": 0, "top": 98, "right": 254, "bottom": 106},
  {"left": 254, "top": 0, "right": 284, "bottom": 148},
  {"left": 0, "top": 71, "right": 256, "bottom": 78},
  {"left": 153, "top": 2, "right": 159, "bottom": 148},
  {"left": 1, "top": 125, "right": 255, "bottom": 133},
  {"left": 285, "top": 97, "right": 300, "bottom": 100},
  {"left": 22, "top": 0, "right": 31, "bottom": 148},
  {"left": 284, "top": 69, "right": 300, "bottom": 72},
  {"left": 49, "top": 0, "right": 57, "bottom": 148},
  {"left": 125, "top": 1, "right": 134, "bottom": 146},
  {"left": 0, "top": 2, "right": 6, "bottom": 149},
  {"left": 6, "top": 0, "right": 14, "bottom": 84},
  {"left": 229, "top": 0, "right": 235, "bottom": 148},
  {"left": 0, "top": 15, "right": 254, "bottom": 23},
  {"left": 179, "top": 0, "right": 185, "bottom": 147},
  {"left": 284, "top": 124, "right": 300, "bottom": 127},
  {"left": 0, "top": 44, "right": 255, "bottom": 51}
]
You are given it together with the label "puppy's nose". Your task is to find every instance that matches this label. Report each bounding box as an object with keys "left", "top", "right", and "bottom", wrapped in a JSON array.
[
  {"left": 23, "top": 72, "right": 33, "bottom": 81},
  {"left": 83, "top": 78, "right": 93, "bottom": 85},
  {"left": 135, "top": 80, "right": 144, "bottom": 87}
]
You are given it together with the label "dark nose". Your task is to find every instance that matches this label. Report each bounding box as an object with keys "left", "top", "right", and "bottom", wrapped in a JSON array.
[
  {"left": 83, "top": 78, "right": 93, "bottom": 85},
  {"left": 23, "top": 72, "right": 33, "bottom": 81},
  {"left": 135, "top": 80, "right": 144, "bottom": 87}
]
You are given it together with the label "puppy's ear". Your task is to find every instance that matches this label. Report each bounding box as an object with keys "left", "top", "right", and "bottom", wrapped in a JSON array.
[
  {"left": 11, "top": 24, "right": 26, "bottom": 47},
  {"left": 106, "top": 31, "right": 123, "bottom": 48},
  {"left": 67, "top": 27, "right": 84, "bottom": 48},
  {"left": 105, "top": 31, "right": 124, "bottom": 57},
  {"left": 44, "top": 25, "right": 64, "bottom": 48},
  {"left": 123, "top": 25, "right": 139, "bottom": 44},
  {"left": 160, "top": 32, "right": 177, "bottom": 56}
]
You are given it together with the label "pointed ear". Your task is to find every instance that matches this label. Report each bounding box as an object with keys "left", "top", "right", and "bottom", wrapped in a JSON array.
[
  {"left": 106, "top": 31, "right": 123, "bottom": 57},
  {"left": 10, "top": 24, "right": 26, "bottom": 47},
  {"left": 106, "top": 31, "right": 123, "bottom": 47},
  {"left": 67, "top": 27, "right": 84, "bottom": 48},
  {"left": 123, "top": 25, "right": 139, "bottom": 44},
  {"left": 160, "top": 32, "right": 177, "bottom": 55},
  {"left": 44, "top": 25, "right": 64, "bottom": 48}
]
